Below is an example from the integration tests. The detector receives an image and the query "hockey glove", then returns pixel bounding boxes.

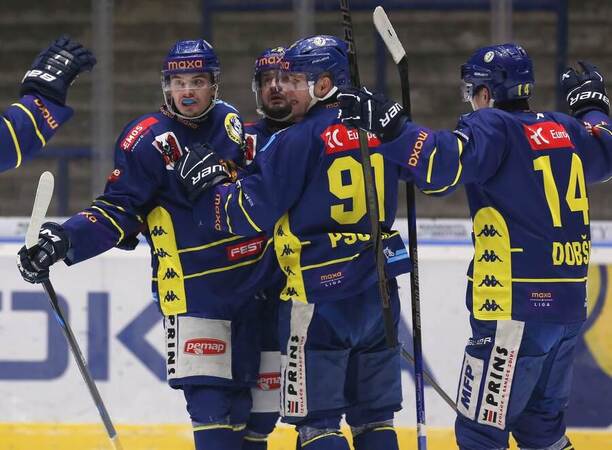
[338,86,407,142]
[561,61,610,116]
[174,143,233,202]
[17,222,70,284]
[20,35,97,106]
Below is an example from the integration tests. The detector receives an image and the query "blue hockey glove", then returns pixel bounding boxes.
[20,35,97,106]
[338,86,407,142]
[17,222,70,284]
[174,143,233,202]
[561,61,610,116]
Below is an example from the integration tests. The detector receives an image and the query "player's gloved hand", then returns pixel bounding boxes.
[17,222,70,284]
[174,143,233,202]
[337,86,407,142]
[561,61,610,116]
[20,35,97,106]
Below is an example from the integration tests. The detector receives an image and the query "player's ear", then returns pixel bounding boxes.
[314,74,334,98]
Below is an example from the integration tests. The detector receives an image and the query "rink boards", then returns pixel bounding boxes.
[0,218,611,449]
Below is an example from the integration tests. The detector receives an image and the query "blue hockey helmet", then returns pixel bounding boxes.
[461,43,534,103]
[281,35,350,88]
[161,39,220,119]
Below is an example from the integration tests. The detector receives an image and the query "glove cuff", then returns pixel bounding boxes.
[20,81,66,106]
[380,114,408,142]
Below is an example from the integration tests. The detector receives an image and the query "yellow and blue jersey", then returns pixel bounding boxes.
[193,101,411,304]
[62,101,275,317]
[382,107,612,323]
[0,95,73,172]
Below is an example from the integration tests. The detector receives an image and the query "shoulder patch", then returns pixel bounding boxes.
[224,112,243,145]
[152,131,183,169]
[121,117,159,151]
[245,133,257,165]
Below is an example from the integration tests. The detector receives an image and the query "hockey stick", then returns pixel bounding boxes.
[26,172,124,450]
[374,6,428,449]
[339,0,397,349]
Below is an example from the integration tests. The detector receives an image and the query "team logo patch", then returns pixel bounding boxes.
[152,131,183,169]
[523,121,574,150]
[224,113,243,145]
[121,117,158,151]
[321,124,381,155]
[107,168,121,183]
[484,51,495,63]
[226,236,266,261]
[477,320,524,429]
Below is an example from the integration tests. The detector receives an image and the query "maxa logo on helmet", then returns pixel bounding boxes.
[226,236,266,261]
[165,58,205,72]
[184,338,226,355]
[321,124,380,155]
[523,121,574,150]
[257,372,281,391]
[256,54,283,68]
[121,117,158,151]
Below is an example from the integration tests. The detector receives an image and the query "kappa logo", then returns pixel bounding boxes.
[478,275,503,288]
[164,290,179,302]
[321,124,380,155]
[523,121,574,150]
[479,299,504,312]
[162,268,179,280]
[284,286,298,297]
[184,338,226,356]
[154,248,171,258]
[121,117,158,151]
[477,225,502,237]
[150,226,167,237]
[281,244,294,256]
[478,250,503,262]
[257,372,281,391]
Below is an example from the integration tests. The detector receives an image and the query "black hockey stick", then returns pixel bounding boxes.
[374,6,429,448]
[26,172,124,450]
[339,0,397,349]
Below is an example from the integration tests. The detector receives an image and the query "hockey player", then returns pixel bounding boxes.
[1,35,95,172]
[17,39,272,450]
[337,44,612,450]
[173,35,412,450]
[243,46,293,450]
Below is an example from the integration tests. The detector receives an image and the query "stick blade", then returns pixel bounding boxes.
[373,6,406,65]
[26,171,55,249]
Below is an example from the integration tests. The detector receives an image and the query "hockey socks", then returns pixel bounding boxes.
[193,426,244,450]
[353,426,399,450]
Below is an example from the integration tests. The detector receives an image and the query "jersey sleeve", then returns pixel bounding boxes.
[0,95,73,172]
[558,111,612,184]
[193,127,313,235]
[63,119,165,264]
[381,110,508,195]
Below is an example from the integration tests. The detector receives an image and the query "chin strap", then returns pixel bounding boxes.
[307,83,338,111]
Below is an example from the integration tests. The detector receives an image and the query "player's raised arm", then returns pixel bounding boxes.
[0,35,95,172]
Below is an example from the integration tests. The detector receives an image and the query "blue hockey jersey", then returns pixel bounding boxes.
[381,107,612,323]
[193,101,412,304]
[62,102,274,316]
[244,118,288,165]
[0,95,73,172]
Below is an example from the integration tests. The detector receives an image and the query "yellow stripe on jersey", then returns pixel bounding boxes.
[422,138,463,194]
[147,206,187,315]
[426,147,437,184]
[2,117,22,168]
[275,213,307,303]
[12,103,46,146]
[95,199,143,223]
[178,235,242,254]
[238,188,262,233]
[225,193,233,234]
[91,206,125,243]
[472,207,512,320]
